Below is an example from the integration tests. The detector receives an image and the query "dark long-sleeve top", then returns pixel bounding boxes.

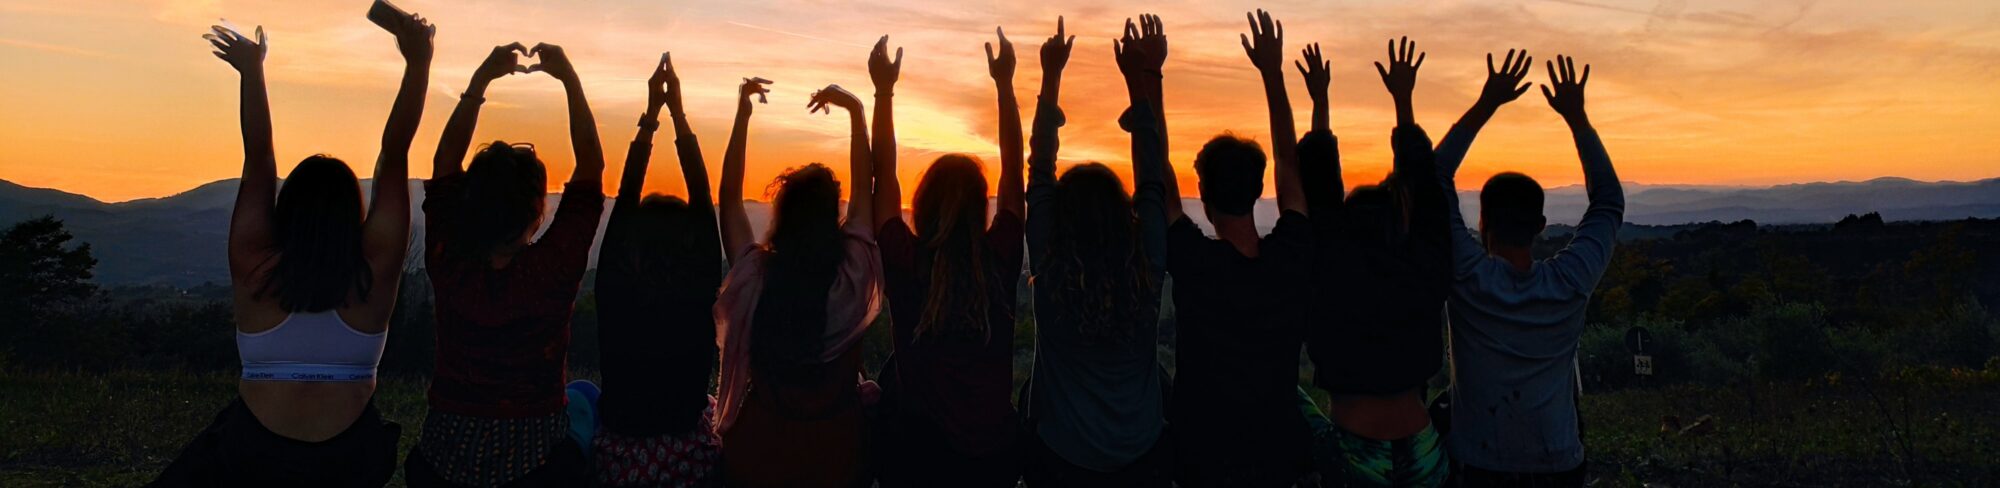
[1165,211,1315,462]
[1024,98,1170,472]
[1437,120,1622,473]
[1308,124,1454,396]
[877,210,1023,457]
[424,175,604,418]
[594,132,722,437]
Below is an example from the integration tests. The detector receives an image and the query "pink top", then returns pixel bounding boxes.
[713,227,884,433]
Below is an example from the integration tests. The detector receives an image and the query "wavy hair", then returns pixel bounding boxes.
[911,154,998,342]
[750,163,846,381]
[1035,163,1156,343]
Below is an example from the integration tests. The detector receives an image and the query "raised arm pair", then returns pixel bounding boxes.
[433,43,604,187]
[868,26,1031,235]
[716,72,875,261]
[214,10,430,322]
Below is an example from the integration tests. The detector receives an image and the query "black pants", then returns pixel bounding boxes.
[403,440,587,488]
[147,398,401,488]
[1447,462,1587,488]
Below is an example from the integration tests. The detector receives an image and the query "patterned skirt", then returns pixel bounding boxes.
[415,410,572,487]
[591,396,722,487]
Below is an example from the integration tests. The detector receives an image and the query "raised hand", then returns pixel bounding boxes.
[205,23,266,74]
[1113,15,1166,80]
[1040,16,1076,77]
[870,36,903,95]
[1239,9,1283,76]
[1134,14,1167,73]
[1375,36,1424,101]
[986,27,1016,83]
[1296,42,1331,105]
[1479,49,1534,108]
[473,43,526,85]
[529,43,579,84]
[647,52,680,113]
[808,84,863,114]
[376,7,434,64]
[1541,54,1590,123]
[739,77,773,105]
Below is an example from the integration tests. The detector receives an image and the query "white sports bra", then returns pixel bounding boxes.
[236,310,386,382]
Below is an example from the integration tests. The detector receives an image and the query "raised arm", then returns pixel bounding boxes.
[361,10,433,309]
[1542,55,1623,290]
[615,53,675,206]
[1294,43,1342,216]
[433,44,523,179]
[719,78,773,261]
[1374,37,1423,129]
[1296,42,1331,134]
[209,24,277,281]
[1118,14,1172,274]
[1438,50,1534,276]
[1241,9,1303,215]
[1025,17,1074,268]
[1121,14,1181,224]
[868,36,903,231]
[530,43,605,187]
[989,27,1026,222]
[1438,49,1533,177]
[808,85,874,236]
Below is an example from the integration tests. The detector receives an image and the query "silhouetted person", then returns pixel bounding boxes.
[712,74,882,487]
[1020,15,1173,488]
[150,10,430,487]
[1307,37,1453,487]
[1435,54,1621,488]
[870,25,1036,488]
[403,42,605,487]
[587,53,725,487]
[1165,10,1316,488]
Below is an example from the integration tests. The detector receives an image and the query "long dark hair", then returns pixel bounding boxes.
[617,195,709,288]
[442,142,548,265]
[259,155,372,312]
[751,164,846,380]
[911,154,996,342]
[1035,163,1156,342]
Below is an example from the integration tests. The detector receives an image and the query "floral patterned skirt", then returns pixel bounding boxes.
[591,396,722,487]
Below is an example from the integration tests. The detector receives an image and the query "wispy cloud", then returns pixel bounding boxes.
[0,38,112,59]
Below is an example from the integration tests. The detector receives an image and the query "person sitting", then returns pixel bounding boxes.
[404,42,606,488]
[1435,53,1621,488]
[150,10,430,487]
[868,27,1027,488]
[1020,15,1173,488]
[1165,10,1316,487]
[712,71,883,487]
[588,52,725,488]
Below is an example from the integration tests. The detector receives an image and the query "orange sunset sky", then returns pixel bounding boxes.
[3,0,1999,203]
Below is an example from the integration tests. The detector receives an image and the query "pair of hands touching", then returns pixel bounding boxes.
[473,42,580,86]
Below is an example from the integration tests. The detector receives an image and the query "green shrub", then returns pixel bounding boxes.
[1755,302,1838,381]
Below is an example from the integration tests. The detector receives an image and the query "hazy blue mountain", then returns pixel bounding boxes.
[2,176,1995,285]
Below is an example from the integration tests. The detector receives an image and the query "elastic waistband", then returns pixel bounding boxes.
[242,363,378,382]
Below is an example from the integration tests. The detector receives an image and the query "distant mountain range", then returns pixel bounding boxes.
[4,176,1997,286]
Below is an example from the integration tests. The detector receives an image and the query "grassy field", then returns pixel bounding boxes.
[4,367,1998,487]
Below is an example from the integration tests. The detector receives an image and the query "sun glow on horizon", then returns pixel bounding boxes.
[3,0,1999,203]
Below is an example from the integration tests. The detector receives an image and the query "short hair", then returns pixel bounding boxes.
[1480,172,1545,247]
[1193,134,1266,216]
